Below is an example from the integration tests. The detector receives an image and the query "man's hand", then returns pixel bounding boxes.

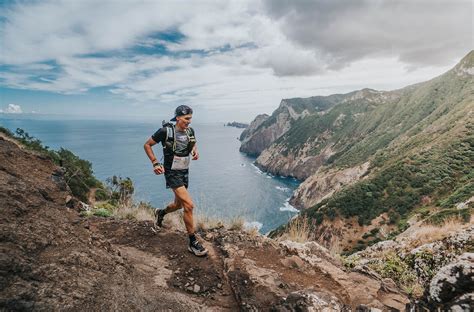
[192,150,199,160]
[153,164,165,175]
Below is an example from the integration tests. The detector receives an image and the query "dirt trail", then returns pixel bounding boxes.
[89,218,240,311]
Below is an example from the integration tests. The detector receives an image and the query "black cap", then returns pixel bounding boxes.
[171,105,193,121]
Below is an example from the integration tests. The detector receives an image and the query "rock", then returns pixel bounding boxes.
[280,255,306,270]
[277,290,344,311]
[289,162,370,209]
[449,293,474,311]
[193,284,201,293]
[429,253,474,307]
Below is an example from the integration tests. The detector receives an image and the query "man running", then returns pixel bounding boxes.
[143,105,208,257]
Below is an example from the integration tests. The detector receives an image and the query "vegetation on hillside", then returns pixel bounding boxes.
[0,126,156,220]
[305,128,473,225]
[265,52,474,251]
[1,127,103,201]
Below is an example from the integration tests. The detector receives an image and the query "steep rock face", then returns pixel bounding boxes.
[239,101,295,156]
[239,113,269,142]
[255,143,335,181]
[289,162,370,209]
[239,95,339,156]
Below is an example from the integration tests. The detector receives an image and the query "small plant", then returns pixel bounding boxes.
[279,216,311,243]
[425,208,471,225]
[341,254,361,270]
[368,252,423,297]
[195,215,225,231]
[95,188,109,201]
[113,201,155,221]
[95,202,116,211]
[93,208,113,218]
[228,217,244,231]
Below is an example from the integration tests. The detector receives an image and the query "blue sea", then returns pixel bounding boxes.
[0,115,299,233]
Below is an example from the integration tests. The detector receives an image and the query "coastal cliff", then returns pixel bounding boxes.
[242,51,474,254]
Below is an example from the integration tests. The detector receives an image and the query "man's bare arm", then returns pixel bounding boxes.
[191,144,199,160]
[144,138,165,174]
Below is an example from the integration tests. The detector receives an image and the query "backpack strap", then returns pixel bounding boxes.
[163,125,196,155]
[186,127,196,152]
[162,124,175,153]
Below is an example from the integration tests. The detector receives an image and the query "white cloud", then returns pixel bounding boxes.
[3,104,23,114]
[0,0,470,121]
[262,0,472,68]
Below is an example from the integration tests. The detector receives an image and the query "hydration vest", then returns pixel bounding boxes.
[161,121,196,156]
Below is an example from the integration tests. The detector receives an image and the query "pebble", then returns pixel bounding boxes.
[193,284,201,293]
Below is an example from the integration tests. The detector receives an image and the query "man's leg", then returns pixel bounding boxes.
[155,197,182,227]
[165,197,183,213]
[172,186,207,256]
[172,186,194,234]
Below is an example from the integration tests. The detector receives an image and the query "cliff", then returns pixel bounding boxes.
[239,94,343,156]
[0,134,414,310]
[242,51,474,251]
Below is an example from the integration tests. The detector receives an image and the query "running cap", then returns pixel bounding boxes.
[171,105,193,121]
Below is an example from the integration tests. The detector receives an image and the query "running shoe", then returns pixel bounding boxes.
[154,209,165,227]
[188,240,208,257]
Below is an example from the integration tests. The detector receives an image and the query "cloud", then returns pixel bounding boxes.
[2,104,23,114]
[262,0,473,68]
[0,0,470,121]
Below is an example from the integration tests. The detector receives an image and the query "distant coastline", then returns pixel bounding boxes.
[225,121,249,129]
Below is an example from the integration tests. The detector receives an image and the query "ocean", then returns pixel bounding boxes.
[0,116,299,233]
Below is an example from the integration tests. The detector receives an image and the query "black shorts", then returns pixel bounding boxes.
[164,169,189,189]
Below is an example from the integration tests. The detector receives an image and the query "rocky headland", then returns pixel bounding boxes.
[226,122,249,129]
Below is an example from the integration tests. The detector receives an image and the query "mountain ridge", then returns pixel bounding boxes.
[241,50,473,252]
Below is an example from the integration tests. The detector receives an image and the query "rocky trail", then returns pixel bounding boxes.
[1,135,414,311]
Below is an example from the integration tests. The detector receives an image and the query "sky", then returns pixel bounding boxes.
[0,0,472,122]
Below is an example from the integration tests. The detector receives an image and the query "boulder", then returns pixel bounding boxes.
[429,253,474,308]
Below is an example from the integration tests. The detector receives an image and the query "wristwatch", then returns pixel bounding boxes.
[153,162,162,167]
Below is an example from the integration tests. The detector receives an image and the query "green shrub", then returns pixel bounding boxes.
[58,148,102,202]
[0,126,13,136]
[305,132,473,227]
[438,180,474,208]
[95,202,116,211]
[425,208,471,225]
[93,208,113,218]
[106,176,135,205]
[95,188,109,201]
[369,253,419,295]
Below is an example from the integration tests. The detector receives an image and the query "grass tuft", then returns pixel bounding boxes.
[277,216,311,243]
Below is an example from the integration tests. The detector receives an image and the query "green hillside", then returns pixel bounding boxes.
[269,51,473,243]
[275,52,473,168]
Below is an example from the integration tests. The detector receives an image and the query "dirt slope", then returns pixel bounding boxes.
[0,136,409,311]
